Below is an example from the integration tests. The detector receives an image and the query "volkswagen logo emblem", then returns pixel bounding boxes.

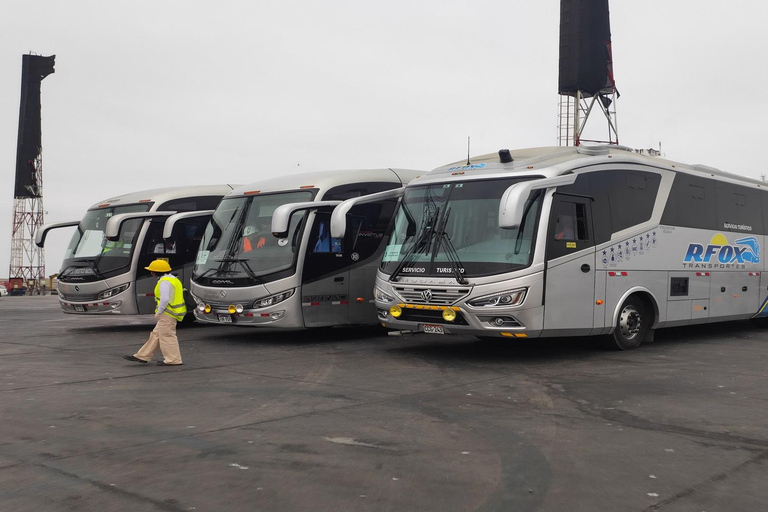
[421,289,433,302]
[219,290,227,298]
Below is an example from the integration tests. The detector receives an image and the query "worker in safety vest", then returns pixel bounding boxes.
[123,259,186,366]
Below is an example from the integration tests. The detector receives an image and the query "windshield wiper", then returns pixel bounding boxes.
[213,257,261,283]
[66,258,104,279]
[389,207,441,282]
[433,208,468,285]
[195,266,237,280]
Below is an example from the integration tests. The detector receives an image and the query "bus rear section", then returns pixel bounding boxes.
[370,146,768,349]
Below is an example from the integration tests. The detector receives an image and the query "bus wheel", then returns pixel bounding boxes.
[605,296,647,350]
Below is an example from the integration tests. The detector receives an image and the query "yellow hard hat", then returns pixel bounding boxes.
[145,259,171,273]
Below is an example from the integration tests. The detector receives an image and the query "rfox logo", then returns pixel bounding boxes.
[683,234,760,264]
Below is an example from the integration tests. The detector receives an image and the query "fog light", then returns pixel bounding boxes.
[442,309,457,322]
[197,303,205,312]
[228,305,237,314]
[235,304,244,314]
[204,304,212,314]
[390,305,402,318]
[493,317,505,326]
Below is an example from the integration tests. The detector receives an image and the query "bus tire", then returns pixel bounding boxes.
[605,296,647,350]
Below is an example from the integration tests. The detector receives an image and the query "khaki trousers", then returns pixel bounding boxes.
[135,313,183,364]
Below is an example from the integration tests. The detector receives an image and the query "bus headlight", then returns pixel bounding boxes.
[97,283,130,300]
[374,287,395,303]
[467,288,527,308]
[253,289,294,309]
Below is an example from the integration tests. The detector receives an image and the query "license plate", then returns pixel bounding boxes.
[422,324,444,334]
[217,314,232,323]
[74,305,86,312]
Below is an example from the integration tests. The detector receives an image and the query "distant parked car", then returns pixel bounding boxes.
[0,285,8,297]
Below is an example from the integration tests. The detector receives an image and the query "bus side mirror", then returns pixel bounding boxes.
[498,175,577,229]
[34,221,80,248]
[271,201,342,238]
[330,187,406,238]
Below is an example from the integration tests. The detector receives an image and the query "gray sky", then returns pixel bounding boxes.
[2,0,767,277]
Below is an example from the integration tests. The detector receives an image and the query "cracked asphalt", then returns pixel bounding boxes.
[1,295,767,511]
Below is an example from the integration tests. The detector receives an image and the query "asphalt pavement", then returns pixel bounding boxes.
[1,295,766,512]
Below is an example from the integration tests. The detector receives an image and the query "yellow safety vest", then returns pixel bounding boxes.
[154,275,187,321]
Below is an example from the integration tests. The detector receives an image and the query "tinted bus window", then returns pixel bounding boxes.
[661,174,718,230]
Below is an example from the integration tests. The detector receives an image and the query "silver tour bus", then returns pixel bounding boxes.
[189,168,421,328]
[331,146,768,349]
[35,185,236,318]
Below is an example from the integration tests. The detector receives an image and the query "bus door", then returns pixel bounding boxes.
[137,218,208,313]
[543,194,596,335]
[345,200,397,325]
[301,211,351,327]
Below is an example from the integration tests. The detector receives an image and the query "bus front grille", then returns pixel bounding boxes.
[392,286,471,305]
[58,293,101,302]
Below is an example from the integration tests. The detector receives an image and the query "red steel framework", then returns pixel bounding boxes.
[9,153,45,292]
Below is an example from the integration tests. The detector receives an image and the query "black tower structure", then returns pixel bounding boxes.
[9,54,55,293]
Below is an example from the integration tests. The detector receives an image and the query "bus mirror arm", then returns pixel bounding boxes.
[162,210,215,239]
[271,201,342,236]
[104,212,177,240]
[34,221,80,248]
[499,175,577,229]
[330,187,406,238]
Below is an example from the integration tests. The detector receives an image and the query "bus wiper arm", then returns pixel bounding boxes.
[433,208,468,285]
[69,258,104,279]
[389,208,440,282]
[213,258,261,283]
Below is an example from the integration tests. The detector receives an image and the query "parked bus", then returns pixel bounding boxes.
[35,185,236,318]
[188,168,421,328]
[331,146,768,349]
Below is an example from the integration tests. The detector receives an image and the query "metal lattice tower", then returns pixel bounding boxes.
[9,154,45,290]
[558,89,619,147]
[9,54,55,293]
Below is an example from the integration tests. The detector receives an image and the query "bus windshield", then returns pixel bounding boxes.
[194,191,314,283]
[60,204,151,279]
[381,177,542,279]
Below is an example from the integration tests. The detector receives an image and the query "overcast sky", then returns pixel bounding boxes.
[2,0,767,277]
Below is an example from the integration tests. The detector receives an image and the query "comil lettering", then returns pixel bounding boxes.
[683,234,760,265]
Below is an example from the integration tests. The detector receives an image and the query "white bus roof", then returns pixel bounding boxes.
[412,146,765,189]
[88,185,239,210]
[227,168,422,198]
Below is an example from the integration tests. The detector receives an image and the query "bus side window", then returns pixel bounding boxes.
[554,201,589,241]
[312,221,342,254]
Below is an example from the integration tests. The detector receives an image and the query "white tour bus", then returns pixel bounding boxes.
[36,185,236,318]
[189,168,421,328]
[330,146,768,349]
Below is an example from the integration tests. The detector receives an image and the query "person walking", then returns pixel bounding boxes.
[123,259,186,366]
